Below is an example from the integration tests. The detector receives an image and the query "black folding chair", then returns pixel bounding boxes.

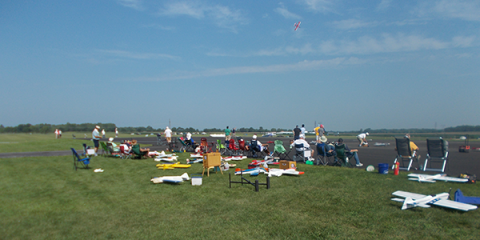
[423,138,448,172]
[393,138,417,171]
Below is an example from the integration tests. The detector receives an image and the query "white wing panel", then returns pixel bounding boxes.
[433,199,478,211]
[392,191,427,200]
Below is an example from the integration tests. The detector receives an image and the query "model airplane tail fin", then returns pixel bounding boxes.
[181,173,190,181]
[402,197,415,210]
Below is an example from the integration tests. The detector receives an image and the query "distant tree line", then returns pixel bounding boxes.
[0,123,478,134]
[0,123,288,134]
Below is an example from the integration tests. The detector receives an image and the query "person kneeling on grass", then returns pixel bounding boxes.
[131,140,150,158]
[335,138,363,167]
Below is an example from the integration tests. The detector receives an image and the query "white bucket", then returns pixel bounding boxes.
[191,176,202,186]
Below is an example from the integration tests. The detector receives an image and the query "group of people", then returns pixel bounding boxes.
[289,123,363,167]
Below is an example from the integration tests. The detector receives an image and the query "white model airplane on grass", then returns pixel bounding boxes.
[268,168,304,177]
[154,155,179,162]
[150,173,190,184]
[222,156,247,161]
[407,173,468,183]
[391,190,477,211]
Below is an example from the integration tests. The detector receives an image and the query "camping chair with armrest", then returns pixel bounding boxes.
[119,145,133,159]
[238,139,246,156]
[334,143,352,167]
[293,143,309,162]
[100,142,112,157]
[200,138,212,153]
[316,143,337,166]
[423,138,448,172]
[225,139,240,156]
[250,140,265,158]
[216,139,226,155]
[393,137,417,171]
[131,145,148,159]
[178,138,188,152]
[71,148,90,171]
[273,140,288,160]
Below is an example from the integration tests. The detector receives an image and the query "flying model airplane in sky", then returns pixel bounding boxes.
[407,173,468,183]
[391,190,477,211]
[294,21,301,31]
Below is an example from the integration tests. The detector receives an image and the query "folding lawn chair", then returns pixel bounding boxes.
[423,138,448,172]
[238,139,246,156]
[71,148,90,171]
[316,143,337,166]
[292,143,312,163]
[119,145,133,159]
[216,139,226,155]
[273,140,288,160]
[225,139,240,156]
[393,138,417,171]
[178,138,189,152]
[100,142,112,157]
[249,140,264,158]
[334,143,352,167]
[200,138,212,153]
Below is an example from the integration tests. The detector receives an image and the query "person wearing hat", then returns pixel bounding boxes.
[92,125,102,156]
[250,135,269,157]
[335,138,363,167]
[108,137,120,153]
[316,135,337,164]
[356,132,369,147]
[314,124,326,142]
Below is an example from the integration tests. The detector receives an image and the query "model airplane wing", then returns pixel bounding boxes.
[392,191,427,200]
[434,176,468,183]
[432,199,477,211]
[407,173,468,183]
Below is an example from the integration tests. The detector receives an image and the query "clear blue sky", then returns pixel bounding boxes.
[1,0,479,131]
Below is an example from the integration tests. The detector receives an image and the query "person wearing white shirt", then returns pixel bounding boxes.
[356,132,369,147]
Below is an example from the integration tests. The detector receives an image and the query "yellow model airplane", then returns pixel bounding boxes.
[156,162,192,170]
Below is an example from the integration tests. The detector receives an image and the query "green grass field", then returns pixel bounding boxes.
[1,134,479,239]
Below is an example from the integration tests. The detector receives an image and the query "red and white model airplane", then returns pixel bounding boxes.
[294,21,301,31]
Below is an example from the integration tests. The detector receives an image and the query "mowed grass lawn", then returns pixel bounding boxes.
[0,134,479,239]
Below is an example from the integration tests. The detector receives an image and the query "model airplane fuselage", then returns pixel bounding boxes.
[151,173,190,184]
[391,190,477,211]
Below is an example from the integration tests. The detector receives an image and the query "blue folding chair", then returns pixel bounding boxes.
[72,148,90,171]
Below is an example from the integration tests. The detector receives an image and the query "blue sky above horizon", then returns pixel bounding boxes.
[1,0,479,131]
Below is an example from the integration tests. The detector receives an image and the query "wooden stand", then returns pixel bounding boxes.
[202,152,223,176]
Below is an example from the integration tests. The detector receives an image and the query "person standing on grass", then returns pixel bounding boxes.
[58,129,62,138]
[232,127,236,139]
[102,129,106,138]
[92,125,101,156]
[115,127,119,137]
[55,129,59,139]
